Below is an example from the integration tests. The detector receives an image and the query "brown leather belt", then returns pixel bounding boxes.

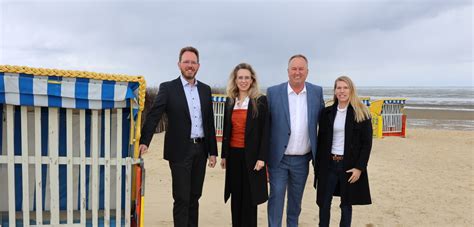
[331,154,343,161]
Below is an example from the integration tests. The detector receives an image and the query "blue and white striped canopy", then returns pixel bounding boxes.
[212,95,227,102]
[383,99,405,104]
[0,72,140,110]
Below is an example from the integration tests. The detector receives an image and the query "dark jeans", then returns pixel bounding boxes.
[319,159,352,227]
[229,148,257,227]
[169,142,207,227]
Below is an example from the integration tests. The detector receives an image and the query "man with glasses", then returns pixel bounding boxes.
[140,46,218,227]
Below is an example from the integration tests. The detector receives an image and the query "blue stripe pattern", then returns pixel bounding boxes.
[0,73,140,110]
[19,73,34,106]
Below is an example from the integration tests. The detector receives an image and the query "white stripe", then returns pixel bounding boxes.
[114,82,128,101]
[61,77,76,108]
[88,79,103,100]
[4,73,20,105]
[33,76,49,107]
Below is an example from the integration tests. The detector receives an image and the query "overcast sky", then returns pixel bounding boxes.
[1,0,472,88]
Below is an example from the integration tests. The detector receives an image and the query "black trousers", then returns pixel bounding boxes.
[319,159,352,227]
[228,148,257,227]
[169,142,207,227]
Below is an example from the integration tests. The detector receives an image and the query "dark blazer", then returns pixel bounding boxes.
[315,103,373,206]
[221,96,269,205]
[140,77,218,161]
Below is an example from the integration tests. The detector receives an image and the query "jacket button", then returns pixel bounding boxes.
[288,132,291,135]
[284,145,287,148]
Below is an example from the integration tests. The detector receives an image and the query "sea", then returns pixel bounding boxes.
[322,86,474,131]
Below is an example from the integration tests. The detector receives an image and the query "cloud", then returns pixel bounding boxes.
[1,0,472,87]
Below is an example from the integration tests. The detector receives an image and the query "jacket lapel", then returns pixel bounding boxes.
[197,80,208,120]
[344,105,355,153]
[174,77,191,122]
[280,83,291,128]
[306,83,314,128]
[245,98,255,138]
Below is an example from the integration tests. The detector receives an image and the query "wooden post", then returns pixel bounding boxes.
[21,107,30,226]
[91,110,99,227]
[34,107,43,225]
[6,105,16,227]
[116,109,123,226]
[104,109,111,227]
[48,107,60,225]
[79,109,86,224]
[66,109,74,224]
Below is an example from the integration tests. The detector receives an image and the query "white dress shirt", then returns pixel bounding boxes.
[180,76,204,138]
[285,83,311,155]
[331,105,347,155]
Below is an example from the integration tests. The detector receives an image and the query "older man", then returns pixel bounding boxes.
[267,54,324,227]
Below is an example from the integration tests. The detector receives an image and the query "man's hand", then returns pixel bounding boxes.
[346,168,362,183]
[208,155,217,168]
[254,160,265,171]
[220,158,226,169]
[139,144,149,155]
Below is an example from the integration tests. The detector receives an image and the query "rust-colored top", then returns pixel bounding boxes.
[230,109,247,148]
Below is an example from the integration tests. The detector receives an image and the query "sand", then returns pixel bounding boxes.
[142,128,474,226]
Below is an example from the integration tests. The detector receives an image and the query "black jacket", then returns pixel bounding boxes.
[221,96,269,205]
[140,77,218,161]
[315,103,372,206]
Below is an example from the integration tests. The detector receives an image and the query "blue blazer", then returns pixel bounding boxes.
[266,82,324,167]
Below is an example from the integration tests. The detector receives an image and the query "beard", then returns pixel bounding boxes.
[180,67,198,81]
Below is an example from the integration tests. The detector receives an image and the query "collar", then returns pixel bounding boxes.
[180,75,198,87]
[287,82,307,95]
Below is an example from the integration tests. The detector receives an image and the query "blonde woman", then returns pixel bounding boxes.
[220,63,269,227]
[315,76,373,227]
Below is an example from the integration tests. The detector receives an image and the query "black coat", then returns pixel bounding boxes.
[315,103,372,206]
[221,96,269,205]
[140,77,218,161]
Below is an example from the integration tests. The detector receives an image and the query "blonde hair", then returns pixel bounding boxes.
[333,76,371,122]
[226,63,261,117]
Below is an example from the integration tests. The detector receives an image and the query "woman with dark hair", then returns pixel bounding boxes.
[315,76,373,227]
[220,63,269,227]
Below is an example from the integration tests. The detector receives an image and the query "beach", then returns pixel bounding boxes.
[142,127,474,226]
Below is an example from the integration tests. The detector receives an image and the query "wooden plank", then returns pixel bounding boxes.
[116,109,123,225]
[6,105,16,227]
[91,110,99,227]
[34,107,43,225]
[21,106,30,227]
[104,109,111,227]
[125,158,132,227]
[79,109,86,224]
[66,109,74,224]
[48,108,60,225]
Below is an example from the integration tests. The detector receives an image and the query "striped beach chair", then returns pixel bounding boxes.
[0,65,146,226]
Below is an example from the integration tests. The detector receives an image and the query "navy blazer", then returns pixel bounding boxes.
[266,82,324,167]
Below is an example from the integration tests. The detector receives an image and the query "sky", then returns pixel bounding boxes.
[0,0,472,88]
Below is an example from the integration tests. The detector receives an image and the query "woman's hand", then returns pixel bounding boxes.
[346,168,361,183]
[254,160,265,171]
[220,158,226,169]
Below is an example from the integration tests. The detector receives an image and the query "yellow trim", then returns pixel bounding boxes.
[0,65,146,111]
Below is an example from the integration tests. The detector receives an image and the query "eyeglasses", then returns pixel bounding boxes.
[181,60,199,65]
